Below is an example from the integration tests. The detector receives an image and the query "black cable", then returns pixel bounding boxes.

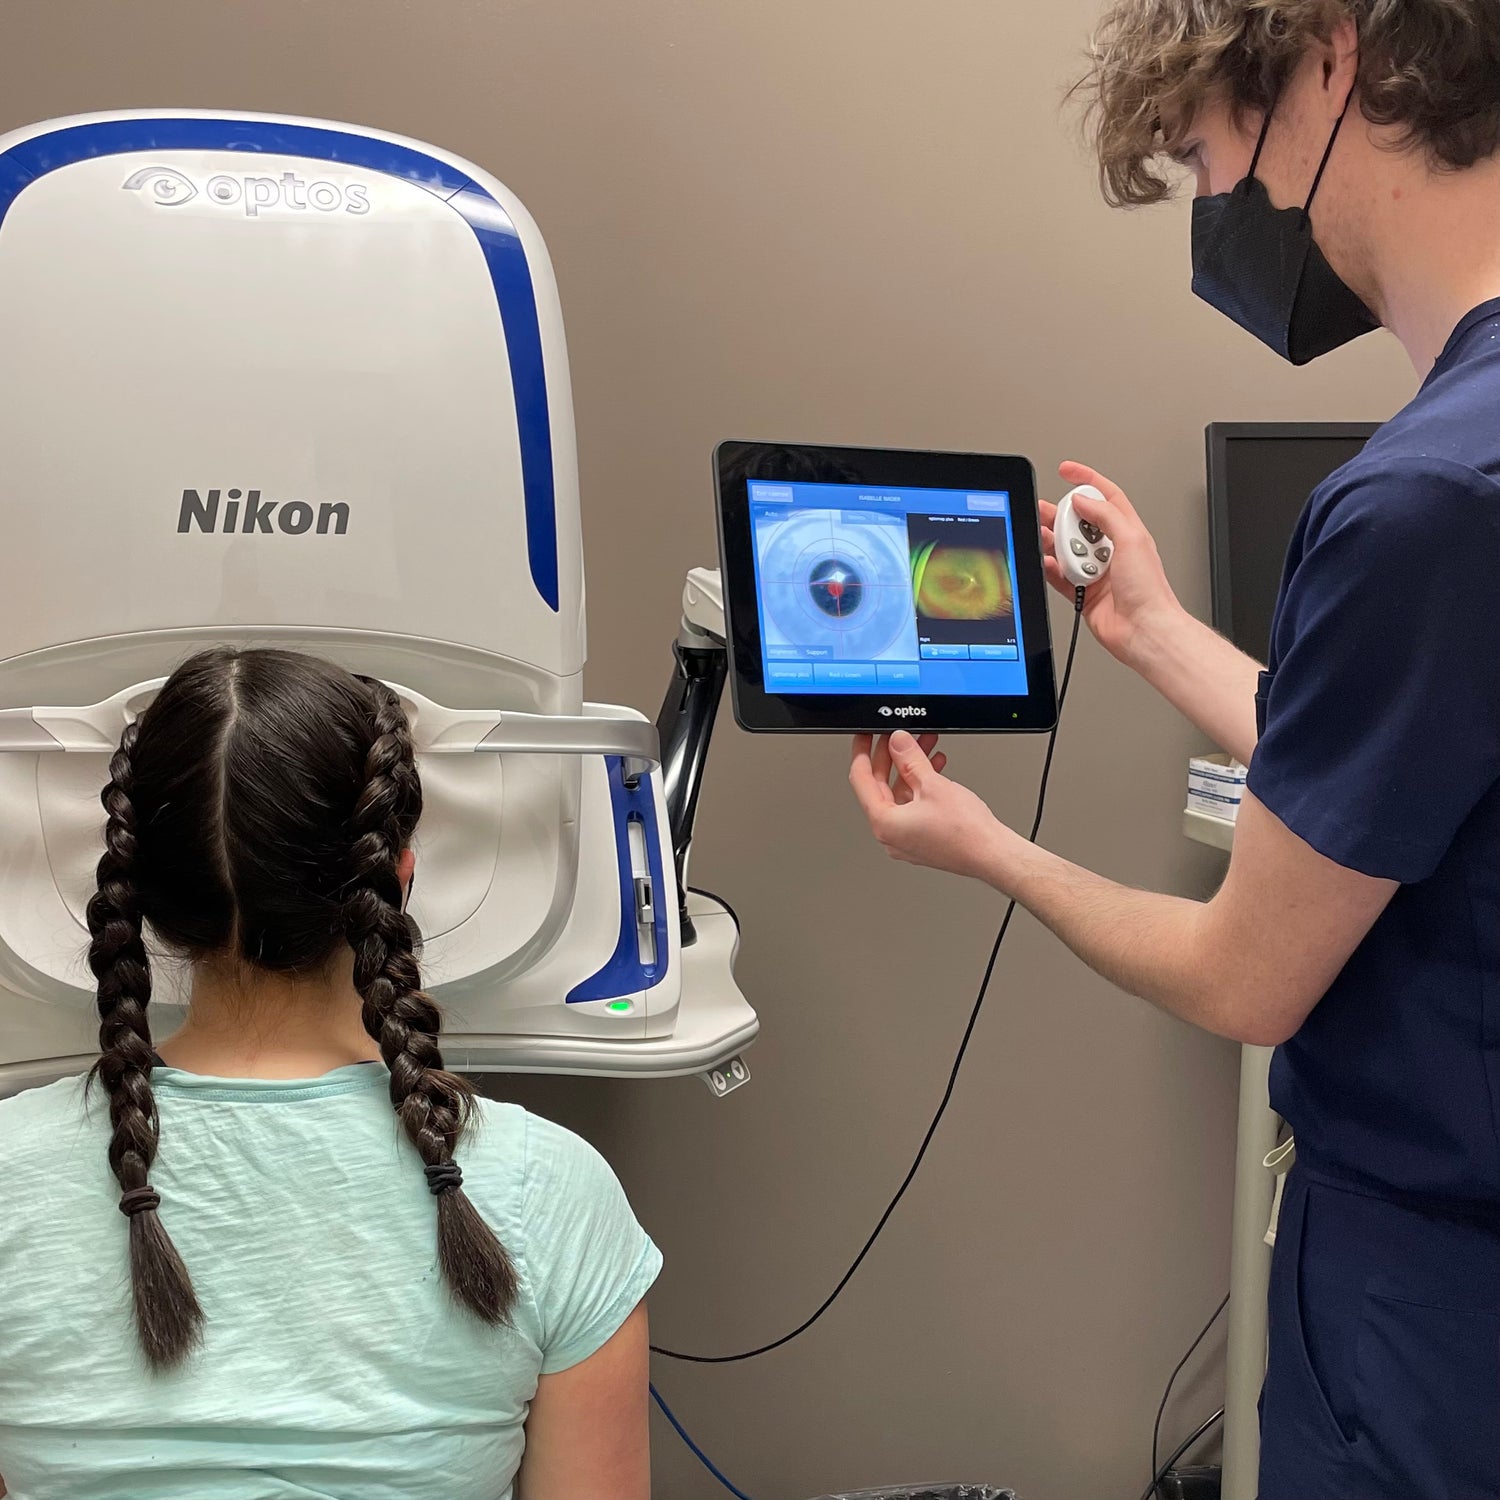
[650,1382,756,1500]
[688,886,741,934]
[1138,1407,1225,1500]
[652,593,1087,1364]
[1150,1293,1230,1496]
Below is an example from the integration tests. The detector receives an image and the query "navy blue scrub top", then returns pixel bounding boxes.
[1248,298,1500,1210]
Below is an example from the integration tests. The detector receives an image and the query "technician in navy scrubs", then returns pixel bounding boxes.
[850,5,1500,1497]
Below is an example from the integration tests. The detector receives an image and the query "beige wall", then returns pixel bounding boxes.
[0,3,1415,1495]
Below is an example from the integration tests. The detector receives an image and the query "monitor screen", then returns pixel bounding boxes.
[748,479,1027,699]
[1206,423,1381,659]
[716,441,1055,734]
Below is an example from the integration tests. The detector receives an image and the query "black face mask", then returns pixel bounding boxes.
[1191,90,1380,365]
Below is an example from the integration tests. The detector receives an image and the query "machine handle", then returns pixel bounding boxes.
[463,713,659,786]
[0,701,660,786]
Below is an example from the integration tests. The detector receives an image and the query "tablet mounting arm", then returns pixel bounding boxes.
[654,567,730,946]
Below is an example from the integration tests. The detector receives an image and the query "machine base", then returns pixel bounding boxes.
[443,892,756,1079]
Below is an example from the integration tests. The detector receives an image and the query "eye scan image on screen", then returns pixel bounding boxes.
[749,480,1027,698]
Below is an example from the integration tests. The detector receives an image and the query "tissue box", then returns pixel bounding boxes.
[1188,753,1247,822]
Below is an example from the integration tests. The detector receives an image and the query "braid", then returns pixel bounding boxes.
[87,723,204,1369]
[343,680,518,1324]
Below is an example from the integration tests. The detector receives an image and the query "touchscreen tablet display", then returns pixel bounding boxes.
[750,478,1026,699]
[717,443,1056,733]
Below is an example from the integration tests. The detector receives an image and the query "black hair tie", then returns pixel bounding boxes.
[119,1186,161,1218]
[424,1161,464,1197]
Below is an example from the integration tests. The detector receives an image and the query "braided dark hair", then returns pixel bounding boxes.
[87,723,205,1368]
[343,677,518,1323]
[87,649,516,1369]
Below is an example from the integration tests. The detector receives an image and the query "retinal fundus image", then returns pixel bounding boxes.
[753,508,922,662]
[910,526,1014,623]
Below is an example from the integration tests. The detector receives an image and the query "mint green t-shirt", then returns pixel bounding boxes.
[0,1065,661,1500]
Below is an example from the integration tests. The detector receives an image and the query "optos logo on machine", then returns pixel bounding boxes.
[879,705,927,719]
[123,166,371,217]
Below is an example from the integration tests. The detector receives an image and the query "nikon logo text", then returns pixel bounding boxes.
[177,489,350,536]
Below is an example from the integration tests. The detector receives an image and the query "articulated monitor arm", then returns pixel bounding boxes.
[655,568,729,946]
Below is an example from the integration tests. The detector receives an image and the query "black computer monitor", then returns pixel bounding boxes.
[1205,422,1382,660]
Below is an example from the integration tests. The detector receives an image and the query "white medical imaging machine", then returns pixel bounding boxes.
[0,110,756,1097]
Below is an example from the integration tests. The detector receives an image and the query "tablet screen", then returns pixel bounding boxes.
[749,479,1026,699]
[716,441,1055,734]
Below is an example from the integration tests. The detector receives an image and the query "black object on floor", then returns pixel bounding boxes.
[808,1487,1018,1500]
[1156,1466,1222,1500]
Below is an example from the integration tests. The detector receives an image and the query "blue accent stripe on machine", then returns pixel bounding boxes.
[566,758,671,1005]
[0,118,473,195]
[0,116,560,611]
[446,185,559,613]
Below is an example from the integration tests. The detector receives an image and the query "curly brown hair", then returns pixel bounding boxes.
[1074,0,1500,207]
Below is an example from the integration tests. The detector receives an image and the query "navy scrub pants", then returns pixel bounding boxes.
[1260,1169,1500,1499]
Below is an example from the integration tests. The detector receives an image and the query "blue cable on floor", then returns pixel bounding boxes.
[649,1381,756,1500]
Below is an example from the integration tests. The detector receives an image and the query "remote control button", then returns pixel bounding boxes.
[1082,563,1100,577]
[1095,546,1112,562]
[1080,520,1103,544]
[1070,539,1089,557]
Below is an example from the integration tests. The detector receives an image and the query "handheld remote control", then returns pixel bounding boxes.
[1054,484,1114,588]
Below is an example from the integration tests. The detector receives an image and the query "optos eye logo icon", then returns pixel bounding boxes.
[122,167,199,206]
[878,706,894,717]
[120,164,372,217]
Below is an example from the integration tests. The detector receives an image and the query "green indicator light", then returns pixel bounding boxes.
[608,1001,632,1013]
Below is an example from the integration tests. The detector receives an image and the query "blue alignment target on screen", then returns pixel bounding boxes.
[748,480,1029,697]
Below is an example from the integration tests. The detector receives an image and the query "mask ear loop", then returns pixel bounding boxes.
[1247,100,1277,182]
[1301,85,1358,223]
